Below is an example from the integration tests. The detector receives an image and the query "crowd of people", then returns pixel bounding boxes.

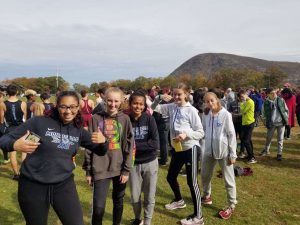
[0,82,299,225]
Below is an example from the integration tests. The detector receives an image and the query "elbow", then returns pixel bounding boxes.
[95,142,108,156]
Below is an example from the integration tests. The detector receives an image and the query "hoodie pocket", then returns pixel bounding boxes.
[219,138,229,158]
[108,151,123,172]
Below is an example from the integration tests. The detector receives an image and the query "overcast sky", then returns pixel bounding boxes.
[0,0,299,86]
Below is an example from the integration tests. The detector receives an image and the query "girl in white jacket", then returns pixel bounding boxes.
[152,83,204,225]
[201,92,237,220]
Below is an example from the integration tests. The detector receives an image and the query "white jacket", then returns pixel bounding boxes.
[152,100,204,151]
[203,107,237,159]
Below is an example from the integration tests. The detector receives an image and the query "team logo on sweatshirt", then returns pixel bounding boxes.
[45,131,79,150]
[133,126,148,140]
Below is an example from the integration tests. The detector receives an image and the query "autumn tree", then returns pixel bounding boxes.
[89,82,100,93]
[3,76,69,93]
[98,81,110,90]
[129,76,150,90]
[263,66,288,88]
[159,76,177,88]
[73,83,89,93]
[178,74,192,86]
[110,79,131,90]
[191,74,208,89]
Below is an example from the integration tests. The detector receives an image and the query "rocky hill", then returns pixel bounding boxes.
[170,53,300,84]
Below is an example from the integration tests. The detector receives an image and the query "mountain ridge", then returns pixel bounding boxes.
[170,53,300,84]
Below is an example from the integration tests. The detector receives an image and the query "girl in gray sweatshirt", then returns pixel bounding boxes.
[201,92,237,220]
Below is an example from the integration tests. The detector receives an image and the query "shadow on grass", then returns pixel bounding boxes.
[0,205,23,225]
[155,183,177,202]
[237,154,300,170]
[256,156,300,169]
[0,192,24,225]
[0,166,13,179]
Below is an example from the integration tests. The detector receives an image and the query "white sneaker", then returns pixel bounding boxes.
[165,199,186,210]
[181,215,204,225]
[247,158,257,164]
[259,150,270,156]
[238,152,246,159]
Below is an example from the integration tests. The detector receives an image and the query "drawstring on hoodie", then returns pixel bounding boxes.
[59,123,71,142]
[47,185,54,205]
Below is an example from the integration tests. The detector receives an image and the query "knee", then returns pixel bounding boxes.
[112,194,125,206]
[166,174,175,184]
[186,176,196,188]
[93,206,105,218]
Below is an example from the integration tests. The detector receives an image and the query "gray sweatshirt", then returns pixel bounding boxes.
[202,107,237,160]
[152,100,204,151]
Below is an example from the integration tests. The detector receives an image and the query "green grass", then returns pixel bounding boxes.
[1,126,300,225]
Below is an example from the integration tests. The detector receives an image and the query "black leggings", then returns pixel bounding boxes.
[241,123,255,160]
[1,149,8,160]
[297,111,300,126]
[167,146,202,218]
[18,175,84,225]
[92,176,127,225]
[285,125,291,138]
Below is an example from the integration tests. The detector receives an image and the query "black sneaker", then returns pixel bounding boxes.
[12,174,20,181]
[131,219,144,225]
[276,154,282,161]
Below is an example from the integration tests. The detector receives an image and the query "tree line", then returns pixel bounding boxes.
[0,66,288,94]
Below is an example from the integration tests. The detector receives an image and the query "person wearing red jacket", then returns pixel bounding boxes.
[281,87,296,139]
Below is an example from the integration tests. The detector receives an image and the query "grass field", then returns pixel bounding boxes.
[1,126,300,225]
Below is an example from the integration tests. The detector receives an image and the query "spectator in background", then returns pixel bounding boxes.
[0,91,10,164]
[95,88,104,105]
[152,87,172,166]
[40,92,54,112]
[249,87,263,127]
[281,87,296,139]
[31,92,54,116]
[148,86,160,101]
[187,86,194,104]
[32,103,45,116]
[93,88,107,114]
[80,89,94,130]
[296,86,300,126]
[260,88,288,161]
[0,84,27,180]
[192,88,206,119]
[225,88,236,109]
[24,89,37,120]
[238,90,256,164]
[228,94,243,158]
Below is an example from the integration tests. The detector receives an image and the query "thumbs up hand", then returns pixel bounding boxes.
[91,128,106,144]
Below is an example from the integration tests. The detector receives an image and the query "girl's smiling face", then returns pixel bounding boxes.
[105,92,122,116]
[173,88,188,106]
[130,96,145,119]
[57,96,80,124]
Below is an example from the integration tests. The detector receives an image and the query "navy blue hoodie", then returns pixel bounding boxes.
[129,112,159,164]
[0,116,107,184]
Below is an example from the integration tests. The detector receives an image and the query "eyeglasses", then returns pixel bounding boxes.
[58,105,79,112]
